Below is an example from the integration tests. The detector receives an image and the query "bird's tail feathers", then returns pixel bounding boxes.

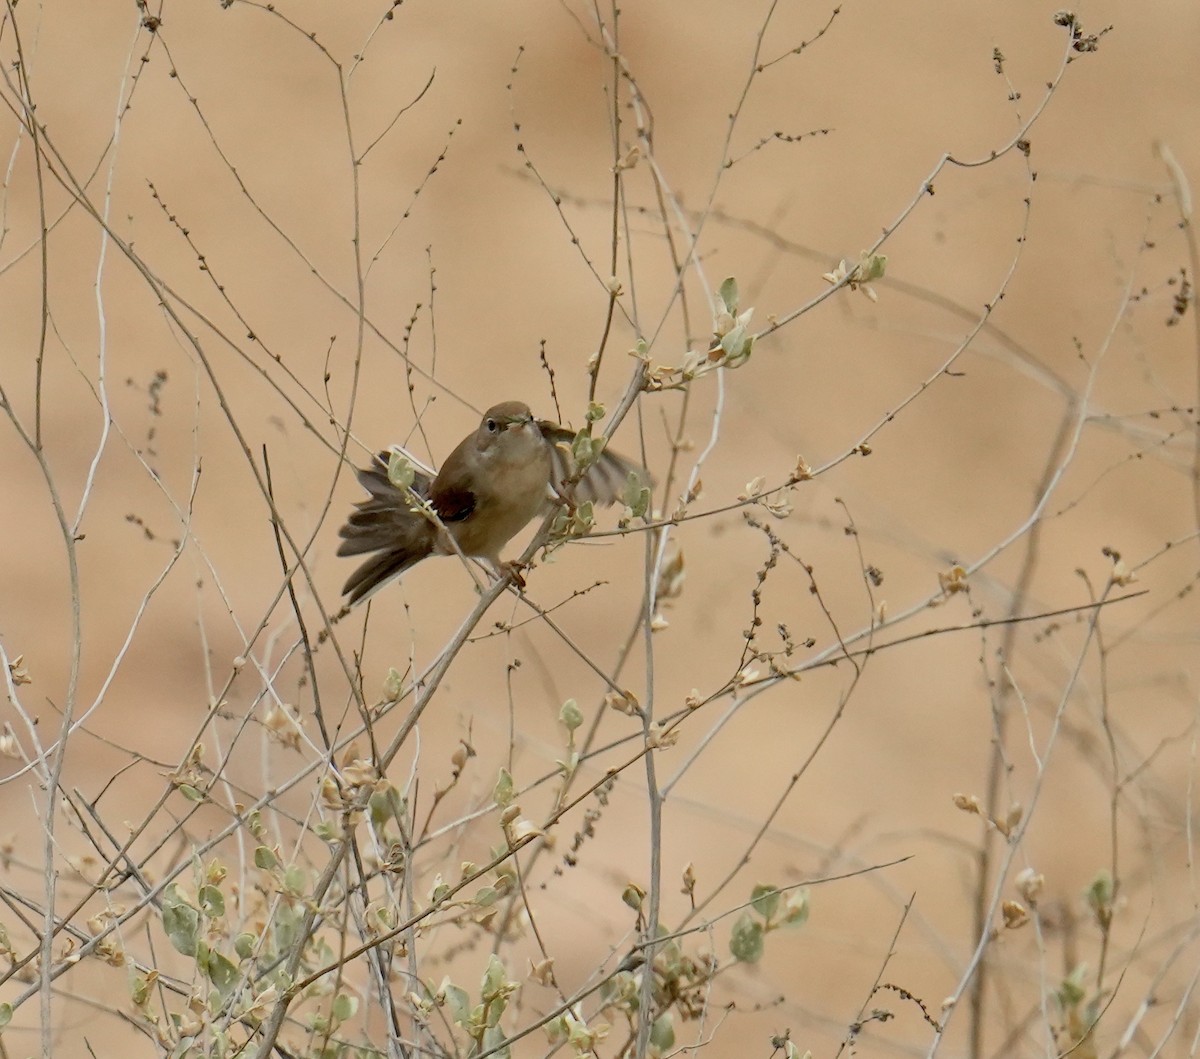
[337,451,437,603]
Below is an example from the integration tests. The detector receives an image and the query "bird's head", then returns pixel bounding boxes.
[475,401,538,458]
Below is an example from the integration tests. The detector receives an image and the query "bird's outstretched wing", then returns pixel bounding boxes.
[538,420,650,506]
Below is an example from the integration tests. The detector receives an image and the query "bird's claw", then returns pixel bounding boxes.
[500,560,527,589]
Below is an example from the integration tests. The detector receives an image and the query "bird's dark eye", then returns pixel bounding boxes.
[485,418,499,433]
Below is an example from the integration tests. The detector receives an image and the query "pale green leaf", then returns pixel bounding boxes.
[382,667,404,702]
[198,884,225,919]
[750,883,782,922]
[283,865,306,896]
[162,883,199,957]
[481,953,507,999]
[730,911,764,963]
[387,451,415,491]
[650,1012,675,1051]
[234,932,257,960]
[443,981,471,1026]
[494,767,514,808]
[559,698,583,732]
[623,473,651,518]
[332,993,358,1022]
[203,947,239,999]
[718,276,739,314]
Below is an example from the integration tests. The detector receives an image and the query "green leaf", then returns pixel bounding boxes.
[442,981,471,1026]
[494,768,514,808]
[750,883,782,922]
[586,401,606,422]
[482,1023,510,1058]
[481,953,508,999]
[272,902,302,951]
[198,884,225,919]
[382,667,404,702]
[387,451,415,491]
[720,323,745,358]
[162,883,200,957]
[621,882,645,912]
[254,846,278,871]
[203,947,240,999]
[1085,869,1114,913]
[0,1003,9,1029]
[130,974,152,1008]
[283,865,306,897]
[725,332,754,369]
[559,698,583,732]
[331,993,358,1023]
[573,500,595,533]
[730,911,764,963]
[859,251,887,281]
[369,789,396,829]
[179,783,205,803]
[571,429,591,465]
[234,932,257,960]
[571,430,605,471]
[622,473,651,519]
[718,276,739,314]
[473,886,498,908]
[1057,962,1088,1007]
[600,970,638,1008]
[556,750,579,781]
[650,1012,676,1051]
[566,1014,595,1048]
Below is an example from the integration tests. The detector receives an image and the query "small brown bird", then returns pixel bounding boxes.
[337,401,644,603]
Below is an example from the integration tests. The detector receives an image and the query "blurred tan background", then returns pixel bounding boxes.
[2,0,1199,1055]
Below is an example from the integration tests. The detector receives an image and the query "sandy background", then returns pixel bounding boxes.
[2,1,1199,1056]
